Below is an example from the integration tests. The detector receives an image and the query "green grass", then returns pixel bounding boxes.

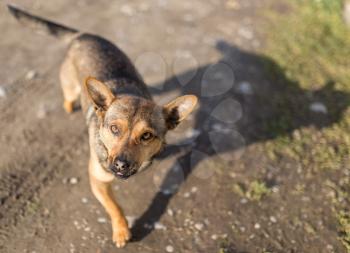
[262,0,350,171]
[232,180,270,201]
[262,0,350,249]
[338,211,350,251]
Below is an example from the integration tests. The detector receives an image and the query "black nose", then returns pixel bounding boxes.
[114,157,130,171]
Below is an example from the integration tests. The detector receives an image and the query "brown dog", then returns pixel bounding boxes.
[8,5,197,248]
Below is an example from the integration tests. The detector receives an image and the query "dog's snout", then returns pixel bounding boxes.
[114,157,130,171]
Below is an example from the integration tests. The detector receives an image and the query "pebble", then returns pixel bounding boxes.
[97,217,107,223]
[270,216,277,223]
[254,223,261,229]
[154,222,167,230]
[309,102,328,114]
[81,197,88,204]
[194,223,204,231]
[167,208,174,216]
[166,245,174,253]
[184,192,191,198]
[69,177,79,185]
[211,234,218,240]
[191,186,198,193]
[240,198,248,204]
[0,86,6,98]
[25,70,38,80]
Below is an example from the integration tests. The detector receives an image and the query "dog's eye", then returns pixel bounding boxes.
[141,132,154,142]
[110,125,119,135]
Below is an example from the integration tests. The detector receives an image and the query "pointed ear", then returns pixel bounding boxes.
[84,77,115,112]
[163,95,198,130]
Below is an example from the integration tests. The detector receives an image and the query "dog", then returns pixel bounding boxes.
[8,5,198,248]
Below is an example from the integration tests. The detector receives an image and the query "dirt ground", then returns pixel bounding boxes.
[0,0,348,252]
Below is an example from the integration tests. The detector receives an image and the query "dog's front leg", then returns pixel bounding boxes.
[89,159,131,248]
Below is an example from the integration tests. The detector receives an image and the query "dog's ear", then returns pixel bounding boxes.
[163,95,198,130]
[85,77,115,114]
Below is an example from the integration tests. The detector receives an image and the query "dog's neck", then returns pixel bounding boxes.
[89,112,109,170]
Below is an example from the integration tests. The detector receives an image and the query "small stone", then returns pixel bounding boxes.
[154,222,167,230]
[166,245,174,253]
[254,223,261,229]
[191,186,198,193]
[25,70,38,80]
[270,216,277,223]
[0,86,6,98]
[81,197,88,204]
[309,102,328,114]
[97,217,107,223]
[43,208,50,216]
[167,208,174,216]
[271,186,279,193]
[69,177,79,185]
[211,234,218,240]
[194,223,204,231]
[240,198,248,204]
[184,192,191,198]
[326,244,334,250]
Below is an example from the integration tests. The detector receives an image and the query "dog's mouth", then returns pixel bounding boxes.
[109,167,138,180]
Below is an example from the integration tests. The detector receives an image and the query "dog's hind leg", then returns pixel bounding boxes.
[59,58,81,113]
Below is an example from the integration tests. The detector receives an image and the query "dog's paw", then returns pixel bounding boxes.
[63,100,74,114]
[112,220,131,248]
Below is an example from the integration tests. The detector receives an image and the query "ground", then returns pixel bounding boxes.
[0,0,350,252]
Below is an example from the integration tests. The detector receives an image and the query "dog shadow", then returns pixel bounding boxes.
[131,40,350,241]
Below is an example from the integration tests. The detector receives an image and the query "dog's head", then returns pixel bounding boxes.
[85,77,197,179]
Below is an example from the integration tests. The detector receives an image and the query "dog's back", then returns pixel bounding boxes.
[8,5,152,113]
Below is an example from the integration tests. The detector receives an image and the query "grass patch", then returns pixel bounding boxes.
[338,211,350,251]
[232,180,271,201]
[261,0,350,171]
[262,0,350,249]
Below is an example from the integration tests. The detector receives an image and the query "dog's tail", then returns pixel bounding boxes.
[7,5,79,43]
